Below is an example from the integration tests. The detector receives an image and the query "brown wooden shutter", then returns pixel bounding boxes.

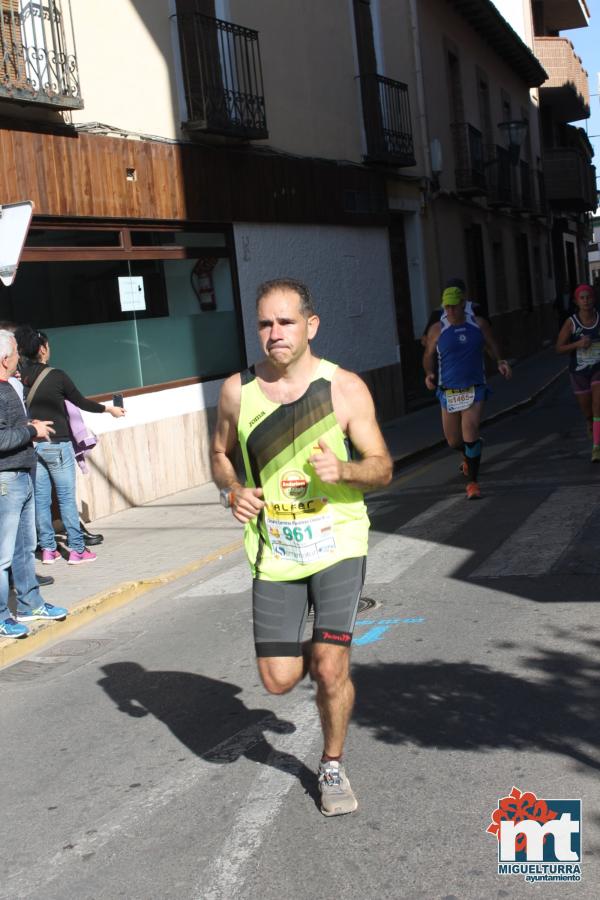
[1,0,28,89]
[175,0,227,127]
[352,0,383,157]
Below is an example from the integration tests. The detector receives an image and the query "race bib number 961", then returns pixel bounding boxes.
[265,502,336,564]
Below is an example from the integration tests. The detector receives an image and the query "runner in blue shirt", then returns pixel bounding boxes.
[423,286,512,499]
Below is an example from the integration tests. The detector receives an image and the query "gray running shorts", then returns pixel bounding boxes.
[253,556,366,657]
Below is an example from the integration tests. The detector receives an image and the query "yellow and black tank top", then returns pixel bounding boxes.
[238,358,370,581]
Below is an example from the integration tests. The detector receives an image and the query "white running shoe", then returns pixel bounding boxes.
[318,760,358,817]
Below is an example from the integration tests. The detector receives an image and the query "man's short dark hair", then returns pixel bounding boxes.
[256,278,316,317]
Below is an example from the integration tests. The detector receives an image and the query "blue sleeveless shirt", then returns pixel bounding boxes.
[437,307,485,389]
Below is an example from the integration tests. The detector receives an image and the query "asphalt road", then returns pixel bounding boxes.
[1,377,599,900]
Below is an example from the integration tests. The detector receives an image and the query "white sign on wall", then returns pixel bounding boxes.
[0,200,34,287]
[118,276,146,312]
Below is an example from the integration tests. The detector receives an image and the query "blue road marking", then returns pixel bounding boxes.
[354,626,390,646]
[354,616,425,646]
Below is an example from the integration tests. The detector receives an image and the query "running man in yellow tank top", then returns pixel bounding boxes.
[211,278,392,816]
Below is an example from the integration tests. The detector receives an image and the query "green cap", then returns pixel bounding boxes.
[442,286,464,306]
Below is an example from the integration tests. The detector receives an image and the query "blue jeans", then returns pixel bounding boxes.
[0,471,44,620]
[35,441,85,554]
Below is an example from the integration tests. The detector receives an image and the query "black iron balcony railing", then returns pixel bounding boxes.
[361,74,415,166]
[519,160,533,210]
[451,123,485,194]
[175,12,268,140]
[485,144,512,206]
[0,0,82,108]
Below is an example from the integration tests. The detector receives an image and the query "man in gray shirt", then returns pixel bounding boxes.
[0,329,68,638]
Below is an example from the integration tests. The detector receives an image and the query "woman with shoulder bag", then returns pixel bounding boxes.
[15,326,125,565]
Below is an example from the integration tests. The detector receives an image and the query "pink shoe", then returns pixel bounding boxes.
[67,549,97,565]
[42,549,61,565]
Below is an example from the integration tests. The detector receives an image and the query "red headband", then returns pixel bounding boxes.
[574,284,593,300]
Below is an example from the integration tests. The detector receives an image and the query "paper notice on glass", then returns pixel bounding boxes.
[118,276,146,312]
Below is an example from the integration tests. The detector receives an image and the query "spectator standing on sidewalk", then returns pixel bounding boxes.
[211,277,392,816]
[0,320,25,405]
[0,321,54,587]
[0,329,68,638]
[15,326,125,566]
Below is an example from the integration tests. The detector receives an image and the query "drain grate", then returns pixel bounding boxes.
[357,596,376,614]
[307,595,377,620]
[39,639,113,658]
[0,659,66,682]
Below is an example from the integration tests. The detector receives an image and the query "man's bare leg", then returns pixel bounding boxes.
[258,643,353,750]
[309,643,354,756]
[310,643,358,815]
[257,642,357,815]
[257,655,305,695]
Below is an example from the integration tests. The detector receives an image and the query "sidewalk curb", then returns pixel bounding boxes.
[391,364,567,473]
[0,538,243,670]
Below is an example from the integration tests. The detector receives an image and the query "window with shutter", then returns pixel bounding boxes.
[0,0,28,90]
[0,1,81,108]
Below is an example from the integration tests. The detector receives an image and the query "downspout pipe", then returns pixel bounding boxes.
[408,0,432,182]
[407,0,442,302]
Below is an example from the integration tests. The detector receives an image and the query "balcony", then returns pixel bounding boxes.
[451,122,485,195]
[537,0,589,32]
[543,146,597,211]
[175,12,268,140]
[485,145,512,206]
[0,0,82,109]
[361,74,415,166]
[534,37,590,123]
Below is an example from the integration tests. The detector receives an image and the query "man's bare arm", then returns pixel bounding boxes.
[423,322,440,390]
[210,374,242,490]
[309,371,392,491]
[478,319,511,378]
[210,374,265,523]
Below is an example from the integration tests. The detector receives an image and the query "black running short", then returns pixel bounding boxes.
[253,556,366,657]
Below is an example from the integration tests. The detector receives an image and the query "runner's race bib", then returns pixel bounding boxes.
[265,500,336,564]
[445,386,476,413]
[576,342,600,368]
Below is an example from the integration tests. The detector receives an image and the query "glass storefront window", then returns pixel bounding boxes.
[7,259,170,328]
[130,231,227,248]
[1,229,244,395]
[25,230,122,247]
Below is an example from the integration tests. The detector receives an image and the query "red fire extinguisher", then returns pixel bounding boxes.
[191,257,218,311]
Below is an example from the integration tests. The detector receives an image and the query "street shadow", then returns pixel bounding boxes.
[365,386,600,604]
[351,642,600,771]
[97,662,319,804]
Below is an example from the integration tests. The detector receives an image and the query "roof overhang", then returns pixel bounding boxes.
[446,0,548,86]
[543,0,590,32]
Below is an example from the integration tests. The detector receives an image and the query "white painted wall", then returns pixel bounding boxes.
[80,379,223,436]
[71,0,181,139]
[232,223,399,373]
